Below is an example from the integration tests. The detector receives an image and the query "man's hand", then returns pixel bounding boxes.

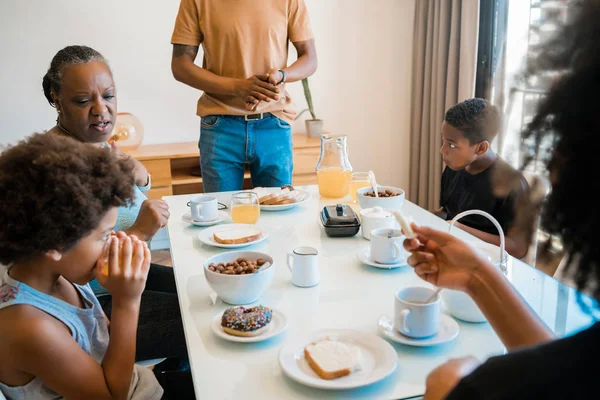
[235,75,280,108]
[243,69,284,110]
[266,67,284,85]
[424,357,481,400]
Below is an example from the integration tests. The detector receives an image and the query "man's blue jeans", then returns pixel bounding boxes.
[199,114,293,193]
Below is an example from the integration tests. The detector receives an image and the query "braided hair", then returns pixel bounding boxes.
[42,45,108,107]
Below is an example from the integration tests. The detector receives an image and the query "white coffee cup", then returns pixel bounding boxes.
[286,246,320,287]
[188,195,218,222]
[370,228,405,264]
[394,287,440,338]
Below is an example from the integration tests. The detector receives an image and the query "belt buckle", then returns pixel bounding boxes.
[244,113,263,121]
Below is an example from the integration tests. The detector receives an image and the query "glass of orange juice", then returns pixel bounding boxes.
[349,172,371,202]
[230,192,260,224]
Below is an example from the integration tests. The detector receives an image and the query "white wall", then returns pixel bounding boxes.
[0,0,415,190]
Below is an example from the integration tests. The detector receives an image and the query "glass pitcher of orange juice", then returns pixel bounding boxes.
[316,134,353,198]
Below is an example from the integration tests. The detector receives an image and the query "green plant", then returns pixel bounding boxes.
[295,77,317,120]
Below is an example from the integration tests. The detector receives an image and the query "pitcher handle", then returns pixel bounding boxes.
[448,210,506,269]
[286,253,294,273]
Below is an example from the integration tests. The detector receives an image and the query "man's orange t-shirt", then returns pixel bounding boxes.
[171,0,314,123]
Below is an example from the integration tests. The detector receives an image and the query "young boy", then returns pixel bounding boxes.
[0,134,163,399]
[436,98,531,259]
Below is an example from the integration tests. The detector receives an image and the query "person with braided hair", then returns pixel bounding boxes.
[42,45,193,399]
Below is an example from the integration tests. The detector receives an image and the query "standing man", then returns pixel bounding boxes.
[171,0,317,192]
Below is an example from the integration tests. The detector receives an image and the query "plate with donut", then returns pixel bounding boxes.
[211,305,288,343]
[252,185,312,211]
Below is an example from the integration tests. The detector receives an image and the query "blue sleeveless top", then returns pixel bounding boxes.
[0,267,163,400]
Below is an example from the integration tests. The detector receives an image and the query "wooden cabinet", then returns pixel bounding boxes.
[125,135,321,199]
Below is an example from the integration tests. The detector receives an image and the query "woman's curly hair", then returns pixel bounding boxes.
[521,0,600,299]
[0,134,135,265]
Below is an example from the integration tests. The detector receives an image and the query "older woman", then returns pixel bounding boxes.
[42,45,192,398]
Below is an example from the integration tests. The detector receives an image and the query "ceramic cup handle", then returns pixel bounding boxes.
[286,253,294,274]
[400,309,411,335]
[392,242,402,260]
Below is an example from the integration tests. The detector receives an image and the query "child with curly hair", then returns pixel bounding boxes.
[0,134,163,399]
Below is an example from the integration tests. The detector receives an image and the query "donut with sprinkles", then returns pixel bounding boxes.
[221,305,272,337]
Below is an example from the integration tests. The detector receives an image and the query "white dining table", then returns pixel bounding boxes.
[164,184,595,400]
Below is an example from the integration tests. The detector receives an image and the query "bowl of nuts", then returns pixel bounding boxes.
[356,185,405,210]
[204,251,275,305]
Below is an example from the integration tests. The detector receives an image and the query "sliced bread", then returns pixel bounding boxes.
[262,188,290,205]
[304,339,361,380]
[213,226,262,244]
[274,190,300,204]
[252,187,277,204]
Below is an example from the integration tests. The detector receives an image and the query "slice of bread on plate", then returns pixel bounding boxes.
[252,187,276,204]
[213,226,262,244]
[262,188,290,205]
[273,189,300,205]
[304,338,362,380]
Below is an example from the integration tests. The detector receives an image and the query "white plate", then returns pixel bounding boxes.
[259,188,312,211]
[181,210,230,227]
[378,314,459,347]
[211,308,288,343]
[279,329,397,390]
[356,247,408,269]
[197,223,268,249]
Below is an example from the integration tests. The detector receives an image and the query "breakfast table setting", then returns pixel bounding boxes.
[163,180,597,400]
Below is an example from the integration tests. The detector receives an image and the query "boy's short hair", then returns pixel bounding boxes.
[444,98,501,144]
[0,134,135,265]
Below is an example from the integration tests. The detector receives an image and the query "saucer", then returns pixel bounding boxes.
[211,308,288,343]
[181,210,229,227]
[377,314,459,347]
[356,247,408,269]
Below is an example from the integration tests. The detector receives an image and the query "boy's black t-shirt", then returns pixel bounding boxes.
[440,157,528,235]
[446,321,600,399]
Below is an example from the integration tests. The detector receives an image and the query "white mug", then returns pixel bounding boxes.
[370,228,405,264]
[394,287,440,338]
[188,195,218,222]
[286,246,320,287]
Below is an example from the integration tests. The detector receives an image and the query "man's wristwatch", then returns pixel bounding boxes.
[277,69,287,84]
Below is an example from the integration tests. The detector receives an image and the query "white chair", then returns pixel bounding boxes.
[521,171,551,267]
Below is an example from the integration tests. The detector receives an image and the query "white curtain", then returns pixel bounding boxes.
[409,0,480,210]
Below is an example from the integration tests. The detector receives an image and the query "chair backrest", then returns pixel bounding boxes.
[520,171,551,267]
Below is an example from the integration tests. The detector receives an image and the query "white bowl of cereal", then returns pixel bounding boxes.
[204,251,275,305]
[357,185,405,210]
